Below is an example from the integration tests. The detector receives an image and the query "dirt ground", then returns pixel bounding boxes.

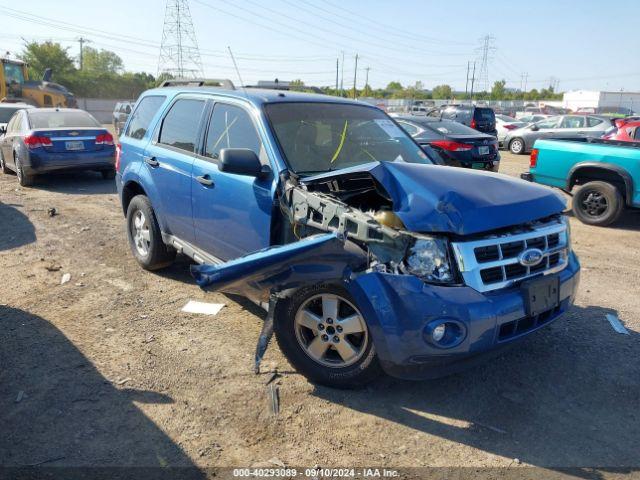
[1,148,639,476]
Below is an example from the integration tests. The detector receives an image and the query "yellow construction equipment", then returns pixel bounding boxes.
[1,57,77,108]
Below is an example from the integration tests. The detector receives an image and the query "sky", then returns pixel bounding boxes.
[1,0,638,93]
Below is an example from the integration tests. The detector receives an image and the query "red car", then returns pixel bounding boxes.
[603,118,640,143]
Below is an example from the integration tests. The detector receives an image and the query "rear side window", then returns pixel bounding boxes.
[204,103,262,159]
[125,95,166,140]
[587,117,603,127]
[158,98,206,152]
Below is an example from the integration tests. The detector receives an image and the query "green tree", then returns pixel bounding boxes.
[20,41,76,79]
[431,84,453,99]
[386,81,403,91]
[490,79,506,100]
[82,47,123,73]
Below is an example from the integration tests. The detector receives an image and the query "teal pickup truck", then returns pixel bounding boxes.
[521,139,640,226]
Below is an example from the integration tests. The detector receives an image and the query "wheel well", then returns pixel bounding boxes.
[121,181,147,216]
[570,167,628,201]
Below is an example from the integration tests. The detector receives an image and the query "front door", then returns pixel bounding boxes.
[143,97,207,243]
[191,102,275,261]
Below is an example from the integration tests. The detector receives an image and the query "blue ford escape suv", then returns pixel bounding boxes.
[116,81,580,388]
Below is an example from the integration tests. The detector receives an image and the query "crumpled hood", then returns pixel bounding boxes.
[303,162,566,235]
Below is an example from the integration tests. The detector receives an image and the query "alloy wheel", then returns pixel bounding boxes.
[132,210,151,256]
[510,139,523,154]
[294,293,369,368]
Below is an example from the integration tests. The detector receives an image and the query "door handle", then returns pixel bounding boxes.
[196,175,214,186]
[144,156,159,167]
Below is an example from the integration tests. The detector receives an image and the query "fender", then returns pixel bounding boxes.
[567,162,634,206]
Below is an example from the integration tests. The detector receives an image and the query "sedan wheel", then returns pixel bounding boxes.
[509,138,525,155]
[294,293,369,368]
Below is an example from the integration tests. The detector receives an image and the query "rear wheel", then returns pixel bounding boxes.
[274,284,382,389]
[126,195,175,270]
[509,137,526,155]
[14,154,33,186]
[572,181,624,226]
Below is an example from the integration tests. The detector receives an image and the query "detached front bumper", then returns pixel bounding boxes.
[346,251,580,380]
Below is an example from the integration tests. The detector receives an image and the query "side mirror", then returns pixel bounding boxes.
[530,124,539,131]
[219,148,270,177]
[0,126,6,135]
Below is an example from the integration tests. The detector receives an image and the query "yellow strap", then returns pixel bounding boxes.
[330,120,348,163]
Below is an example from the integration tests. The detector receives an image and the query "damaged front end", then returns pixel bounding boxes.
[191,161,578,378]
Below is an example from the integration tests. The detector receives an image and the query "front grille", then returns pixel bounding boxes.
[451,219,570,292]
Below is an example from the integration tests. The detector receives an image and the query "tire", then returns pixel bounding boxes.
[572,181,624,226]
[509,137,526,155]
[14,153,33,186]
[101,169,116,180]
[274,283,382,389]
[126,195,175,270]
[0,150,11,174]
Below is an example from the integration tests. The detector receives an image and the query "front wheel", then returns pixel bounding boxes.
[126,195,175,270]
[572,181,624,226]
[509,137,526,155]
[274,284,382,389]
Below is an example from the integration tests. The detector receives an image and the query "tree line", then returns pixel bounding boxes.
[18,41,563,102]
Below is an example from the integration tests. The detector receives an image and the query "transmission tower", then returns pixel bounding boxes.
[158,0,204,78]
[475,35,495,93]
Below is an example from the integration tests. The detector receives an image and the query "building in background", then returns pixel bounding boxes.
[563,90,640,114]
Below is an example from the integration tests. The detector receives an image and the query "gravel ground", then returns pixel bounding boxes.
[1,149,638,476]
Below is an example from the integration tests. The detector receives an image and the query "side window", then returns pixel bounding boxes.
[397,121,419,136]
[125,105,132,114]
[559,116,585,128]
[634,128,640,140]
[587,117,603,127]
[204,103,262,159]
[8,112,21,133]
[441,108,456,120]
[124,95,166,140]
[158,99,206,153]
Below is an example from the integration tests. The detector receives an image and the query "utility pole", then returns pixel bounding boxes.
[158,0,204,78]
[339,50,345,96]
[352,54,358,99]
[77,37,90,70]
[523,72,529,92]
[465,61,470,99]
[335,57,339,92]
[364,66,370,96]
[469,61,476,100]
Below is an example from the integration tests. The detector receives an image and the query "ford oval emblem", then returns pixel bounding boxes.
[519,248,544,267]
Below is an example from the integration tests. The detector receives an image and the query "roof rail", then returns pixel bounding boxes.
[159,78,236,90]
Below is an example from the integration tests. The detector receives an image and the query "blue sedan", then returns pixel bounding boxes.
[0,108,115,186]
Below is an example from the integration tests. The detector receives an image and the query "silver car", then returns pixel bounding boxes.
[504,115,611,154]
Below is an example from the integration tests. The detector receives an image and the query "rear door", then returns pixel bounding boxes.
[143,96,207,243]
[555,115,587,139]
[191,101,275,261]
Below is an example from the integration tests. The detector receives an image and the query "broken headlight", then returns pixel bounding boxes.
[403,236,454,284]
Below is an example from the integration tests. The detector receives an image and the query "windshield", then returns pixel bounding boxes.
[28,110,100,129]
[0,107,21,123]
[264,102,432,174]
